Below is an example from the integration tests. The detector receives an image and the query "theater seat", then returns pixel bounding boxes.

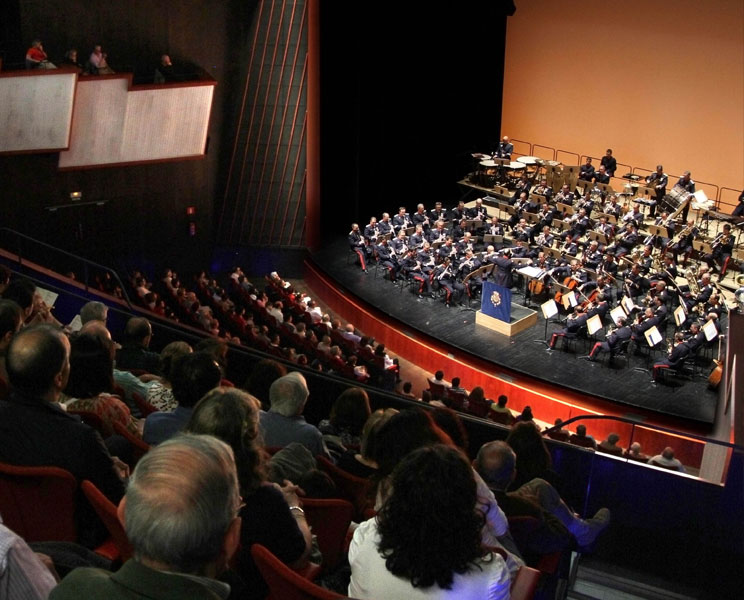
[315,454,371,521]
[81,480,134,563]
[251,544,348,600]
[112,421,150,464]
[0,462,77,543]
[302,498,354,573]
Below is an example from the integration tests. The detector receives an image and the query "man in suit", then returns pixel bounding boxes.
[600,148,617,177]
[0,325,126,547]
[51,434,243,599]
[495,135,513,159]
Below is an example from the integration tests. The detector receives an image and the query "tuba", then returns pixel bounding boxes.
[684,265,700,296]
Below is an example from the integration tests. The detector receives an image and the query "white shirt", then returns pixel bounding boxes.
[348,518,510,600]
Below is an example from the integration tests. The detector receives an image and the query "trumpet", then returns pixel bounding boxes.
[711,233,731,251]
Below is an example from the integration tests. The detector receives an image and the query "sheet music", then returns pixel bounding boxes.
[610,306,626,326]
[702,319,719,341]
[587,314,603,335]
[518,266,543,278]
[644,326,662,347]
[36,287,58,308]
[541,299,559,319]
[674,305,686,327]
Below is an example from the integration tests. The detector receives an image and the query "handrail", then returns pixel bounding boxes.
[532,144,555,161]
[544,414,740,451]
[0,227,133,310]
[556,149,580,166]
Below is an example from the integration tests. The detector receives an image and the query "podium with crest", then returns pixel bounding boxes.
[476,281,537,337]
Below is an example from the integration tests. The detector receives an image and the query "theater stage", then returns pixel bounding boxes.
[309,238,718,428]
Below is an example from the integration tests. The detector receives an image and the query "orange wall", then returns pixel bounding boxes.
[502,0,744,200]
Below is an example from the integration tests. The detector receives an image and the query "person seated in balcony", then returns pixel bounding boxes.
[624,442,649,462]
[648,446,686,473]
[514,405,535,425]
[318,387,372,451]
[475,441,609,550]
[427,369,449,398]
[87,44,115,75]
[544,418,570,442]
[61,48,84,73]
[489,394,513,423]
[154,54,177,83]
[568,424,597,449]
[506,422,562,490]
[597,433,624,456]
[25,39,55,69]
[336,408,398,479]
[145,341,193,412]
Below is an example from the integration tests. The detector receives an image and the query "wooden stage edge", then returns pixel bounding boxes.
[303,258,709,467]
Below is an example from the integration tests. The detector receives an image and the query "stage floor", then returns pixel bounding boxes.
[311,238,718,427]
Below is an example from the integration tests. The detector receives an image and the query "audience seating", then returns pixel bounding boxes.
[251,544,348,600]
[81,480,133,562]
[511,565,542,600]
[67,409,109,438]
[445,387,467,409]
[0,462,77,543]
[302,498,354,573]
[112,421,150,464]
[315,455,371,521]
[489,410,515,426]
[428,380,447,399]
[131,391,159,416]
[466,395,491,418]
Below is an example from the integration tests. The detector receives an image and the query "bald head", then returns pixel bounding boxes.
[6,324,69,398]
[474,441,516,491]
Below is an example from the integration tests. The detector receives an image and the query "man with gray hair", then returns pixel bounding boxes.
[475,441,610,548]
[79,301,108,325]
[50,434,243,599]
[259,371,328,457]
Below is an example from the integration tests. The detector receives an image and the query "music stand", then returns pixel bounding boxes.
[552,219,572,233]
[586,314,603,336]
[647,224,669,238]
[524,212,541,225]
[702,319,719,341]
[536,299,559,344]
[542,246,563,261]
[595,211,618,224]
[640,186,656,197]
[644,325,663,347]
[673,305,686,327]
[587,231,609,245]
[610,305,627,325]
[621,295,635,315]
[483,234,503,246]
[557,203,575,216]
[531,193,547,204]
[596,183,612,194]
[562,291,578,310]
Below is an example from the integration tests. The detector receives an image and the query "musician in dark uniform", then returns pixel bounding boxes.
[487,216,505,237]
[411,203,430,231]
[408,224,426,250]
[592,165,610,184]
[623,263,646,299]
[645,165,667,218]
[583,316,631,361]
[702,224,735,281]
[400,249,429,297]
[438,237,457,262]
[670,219,698,263]
[432,259,458,307]
[492,248,515,288]
[363,216,380,243]
[652,333,690,381]
[548,305,588,350]
[683,322,706,352]
[676,171,696,221]
[597,253,618,279]
[579,157,595,182]
[600,149,617,177]
[466,197,489,222]
[450,201,468,222]
[393,206,412,232]
[631,308,659,343]
[532,178,553,202]
[375,238,399,281]
[378,212,393,236]
[495,136,513,159]
[428,201,448,223]
[348,223,369,271]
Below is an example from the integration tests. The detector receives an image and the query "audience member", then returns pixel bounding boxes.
[489,394,514,424]
[318,387,371,451]
[597,433,624,456]
[514,405,534,424]
[569,424,597,449]
[0,518,58,599]
[154,53,177,83]
[399,380,416,399]
[624,442,649,462]
[145,341,192,412]
[50,435,242,599]
[349,445,511,599]
[26,39,55,69]
[61,48,84,72]
[427,369,449,397]
[143,351,221,445]
[431,407,469,453]
[79,301,108,325]
[115,317,161,375]
[0,299,23,387]
[185,388,312,600]
[259,372,329,457]
[0,265,10,295]
[87,44,114,75]
[62,330,141,438]
[648,446,686,472]
[544,418,570,442]
[506,421,560,490]
[475,441,610,549]
[0,325,125,547]
[244,358,287,411]
[337,408,398,478]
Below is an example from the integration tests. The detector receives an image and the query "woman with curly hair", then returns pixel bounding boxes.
[349,444,510,599]
[506,421,560,491]
[185,387,312,600]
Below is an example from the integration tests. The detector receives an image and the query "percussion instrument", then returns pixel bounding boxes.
[516,156,539,165]
[480,159,498,168]
[505,161,526,170]
[668,184,692,204]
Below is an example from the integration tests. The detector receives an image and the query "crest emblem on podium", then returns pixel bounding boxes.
[491,291,502,306]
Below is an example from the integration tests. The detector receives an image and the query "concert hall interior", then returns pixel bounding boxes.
[0,0,743,597]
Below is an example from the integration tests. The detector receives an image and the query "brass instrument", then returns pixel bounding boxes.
[684,265,700,296]
[711,233,732,251]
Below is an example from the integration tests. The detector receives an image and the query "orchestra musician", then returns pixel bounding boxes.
[600,148,617,177]
[495,135,513,159]
[669,219,698,264]
[428,201,448,223]
[512,218,532,243]
[456,231,477,256]
[582,316,631,362]
[644,164,668,218]
[508,192,529,230]
[416,241,437,277]
[592,164,610,184]
[537,203,558,232]
[652,332,690,382]
[603,195,622,218]
[554,184,574,205]
[702,223,735,281]
[456,248,482,299]
[683,322,706,353]
[432,258,459,307]
[450,200,468,222]
[378,212,393,236]
[532,178,553,202]
[547,305,588,350]
[535,226,555,249]
[513,174,531,201]
[597,253,619,279]
[363,216,380,243]
[450,218,468,241]
[400,249,429,297]
[594,216,615,242]
[487,216,505,237]
[623,263,646,299]
[466,197,489,222]
[631,307,660,343]
[412,204,430,230]
[375,238,399,281]
[409,224,426,250]
[348,223,369,272]
[567,208,590,241]
[428,220,448,244]
[611,223,639,258]
[393,206,412,232]
[582,240,602,270]
[579,157,595,182]
[437,236,457,262]
[391,229,409,257]
[559,233,578,257]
